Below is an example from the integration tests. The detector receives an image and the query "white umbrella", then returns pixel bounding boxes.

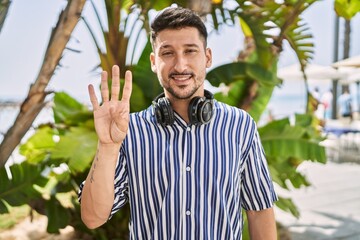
[332,55,360,68]
[340,66,360,85]
[278,63,348,120]
[278,63,346,81]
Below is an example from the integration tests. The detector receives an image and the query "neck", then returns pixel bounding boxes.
[169,98,191,123]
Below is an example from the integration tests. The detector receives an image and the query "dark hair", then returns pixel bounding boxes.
[150,7,208,48]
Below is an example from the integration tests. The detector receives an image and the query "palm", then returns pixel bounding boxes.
[88,65,132,145]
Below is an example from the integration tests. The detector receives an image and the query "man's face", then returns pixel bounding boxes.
[150,27,212,100]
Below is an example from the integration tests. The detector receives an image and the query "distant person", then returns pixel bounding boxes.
[321,88,333,119]
[337,86,352,122]
[312,87,321,102]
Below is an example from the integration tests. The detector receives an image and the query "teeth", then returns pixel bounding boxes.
[172,75,191,80]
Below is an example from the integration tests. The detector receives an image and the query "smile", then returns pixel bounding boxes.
[170,73,193,81]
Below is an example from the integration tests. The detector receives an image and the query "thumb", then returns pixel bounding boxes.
[110,121,127,143]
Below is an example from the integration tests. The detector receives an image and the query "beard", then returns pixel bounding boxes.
[159,71,203,100]
[165,84,200,100]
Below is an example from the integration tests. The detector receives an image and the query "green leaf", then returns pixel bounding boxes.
[19,126,57,164]
[270,1,316,69]
[247,84,275,122]
[276,196,300,218]
[268,158,310,189]
[45,196,70,233]
[52,127,98,173]
[0,162,49,213]
[0,200,9,214]
[246,64,280,87]
[262,133,325,162]
[206,62,247,86]
[335,0,360,19]
[129,82,149,113]
[258,117,290,135]
[53,92,91,125]
[259,118,326,162]
[239,17,252,37]
[294,113,325,141]
[213,80,246,107]
[207,61,279,86]
[132,40,163,103]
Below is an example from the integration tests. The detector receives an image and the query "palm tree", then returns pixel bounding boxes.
[0,0,86,167]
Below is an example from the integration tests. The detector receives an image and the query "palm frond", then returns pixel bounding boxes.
[0,161,49,213]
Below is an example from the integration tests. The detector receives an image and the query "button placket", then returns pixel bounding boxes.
[185,125,193,220]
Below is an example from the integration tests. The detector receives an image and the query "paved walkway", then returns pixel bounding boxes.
[275,161,360,240]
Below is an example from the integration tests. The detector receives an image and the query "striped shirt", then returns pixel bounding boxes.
[79,100,277,239]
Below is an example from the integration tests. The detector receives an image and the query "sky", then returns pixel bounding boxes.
[0,0,360,105]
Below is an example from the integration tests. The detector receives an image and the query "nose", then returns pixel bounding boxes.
[173,55,187,73]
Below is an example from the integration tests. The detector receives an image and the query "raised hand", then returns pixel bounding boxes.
[88,65,132,145]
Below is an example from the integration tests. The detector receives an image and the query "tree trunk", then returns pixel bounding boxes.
[0,0,11,33]
[187,0,212,16]
[237,37,258,110]
[343,19,351,59]
[0,0,86,167]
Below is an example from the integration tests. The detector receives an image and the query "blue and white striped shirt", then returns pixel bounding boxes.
[80,100,277,239]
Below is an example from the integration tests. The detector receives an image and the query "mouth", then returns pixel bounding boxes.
[169,73,193,82]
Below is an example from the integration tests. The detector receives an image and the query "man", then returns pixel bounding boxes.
[337,85,352,122]
[79,7,277,239]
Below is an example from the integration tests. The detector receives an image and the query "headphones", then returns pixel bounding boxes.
[152,90,214,126]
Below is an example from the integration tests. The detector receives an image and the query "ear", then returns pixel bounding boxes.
[150,52,157,73]
[205,48,212,68]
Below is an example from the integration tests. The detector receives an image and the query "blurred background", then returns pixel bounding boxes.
[0,0,360,239]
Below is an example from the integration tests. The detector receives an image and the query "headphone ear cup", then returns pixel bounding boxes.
[153,97,175,126]
[188,97,201,124]
[198,100,213,124]
[188,90,214,125]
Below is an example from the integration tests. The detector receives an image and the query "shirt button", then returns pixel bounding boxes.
[186,166,191,172]
[186,210,191,216]
[186,127,191,131]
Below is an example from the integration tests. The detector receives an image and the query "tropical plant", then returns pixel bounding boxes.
[0,0,327,238]
[206,0,326,220]
[0,0,87,167]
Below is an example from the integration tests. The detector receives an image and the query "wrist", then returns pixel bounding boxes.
[97,141,121,153]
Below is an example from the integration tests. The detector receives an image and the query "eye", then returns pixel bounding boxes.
[185,49,198,54]
[161,51,173,56]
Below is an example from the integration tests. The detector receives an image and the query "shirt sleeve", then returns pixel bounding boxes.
[240,126,278,211]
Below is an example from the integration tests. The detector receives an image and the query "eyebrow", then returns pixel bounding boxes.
[159,43,200,50]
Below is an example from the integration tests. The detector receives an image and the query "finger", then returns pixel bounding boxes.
[111,65,120,101]
[88,84,99,110]
[121,70,133,102]
[100,71,109,102]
